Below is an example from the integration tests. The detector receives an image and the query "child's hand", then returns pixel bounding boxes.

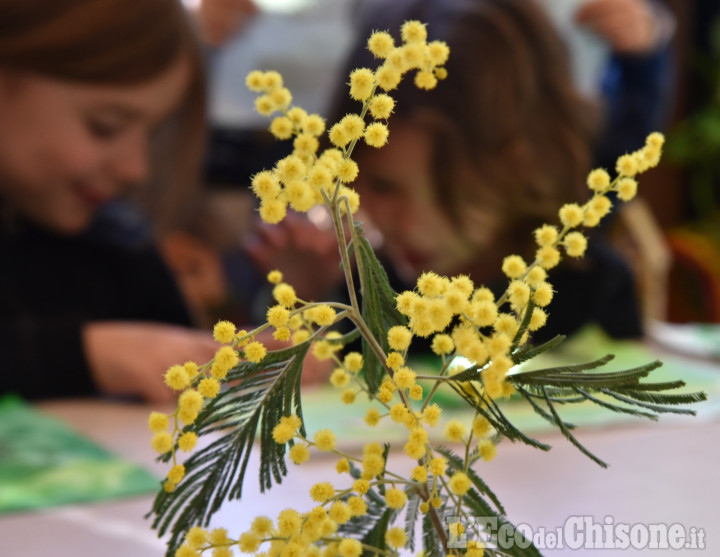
[244,211,343,302]
[83,322,219,402]
[160,230,228,326]
[575,0,668,54]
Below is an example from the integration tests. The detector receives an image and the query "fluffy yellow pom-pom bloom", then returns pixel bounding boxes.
[238,531,261,553]
[401,20,427,43]
[259,198,287,224]
[269,115,293,140]
[449,471,472,495]
[444,419,468,442]
[369,94,395,119]
[164,364,190,391]
[376,64,402,91]
[536,246,561,269]
[273,283,297,307]
[338,538,362,557]
[386,527,408,549]
[364,122,389,147]
[310,481,335,502]
[272,422,295,444]
[387,325,413,350]
[344,352,364,372]
[617,177,638,201]
[151,431,173,454]
[364,408,381,427]
[415,70,437,90]
[367,31,395,58]
[178,431,198,452]
[587,168,611,192]
[558,203,583,228]
[428,40,450,65]
[564,231,588,257]
[502,255,527,278]
[385,487,407,509]
[349,68,375,101]
[289,444,310,465]
[244,341,267,363]
[198,377,221,399]
[431,334,454,355]
[148,411,169,433]
[314,429,337,451]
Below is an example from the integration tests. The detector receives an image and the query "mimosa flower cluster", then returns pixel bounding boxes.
[351,132,664,403]
[245,21,448,225]
[147,19,687,557]
[149,321,268,492]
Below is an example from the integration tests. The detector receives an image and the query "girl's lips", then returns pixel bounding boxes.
[74,184,111,207]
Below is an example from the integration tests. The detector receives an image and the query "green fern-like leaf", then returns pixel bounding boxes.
[600,388,704,414]
[461,489,543,557]
[539,385,608,467]
[435,446,506,515]
[572,387,659,420]
[611,387,707,406]
[404,491,422,553]
[512,354,616,379]
[339,459,395,551]
[149,341,311,556]
[353,226,406,393]
[511,334,566,366]
[446,380,552,452]
[507,350,706,468]
[421,501,445,557]
[511,299,536,349]
[516,386,579,429]
[360,508,393,556]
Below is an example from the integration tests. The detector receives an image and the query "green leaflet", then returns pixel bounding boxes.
[339,459,398,556]
[511,299,536,349]
[540,385,608,468]
[360,508,392,556]
[149,340,311,556]
[508,351,705,467]
[446,380,552,451]
[461,489,543,557]
[435,446,506,516]
[511,334,566,365]
[353,226,406,393]
[404,491,422,553]
[422,504,445,557]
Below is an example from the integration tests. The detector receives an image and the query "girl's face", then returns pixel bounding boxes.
[0,55,190,234]
[354,122,481,279]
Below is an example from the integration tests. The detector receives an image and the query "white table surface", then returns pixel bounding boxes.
[1,396,718,556]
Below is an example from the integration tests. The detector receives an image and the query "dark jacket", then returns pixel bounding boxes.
[0,205,192,400]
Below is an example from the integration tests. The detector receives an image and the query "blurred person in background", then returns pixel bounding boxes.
[0,0,219,402]
[323,0,673,342]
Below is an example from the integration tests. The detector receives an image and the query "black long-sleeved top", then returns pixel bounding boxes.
[0,206,193,400]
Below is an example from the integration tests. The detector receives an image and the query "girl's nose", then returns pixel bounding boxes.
[112,135,150,188]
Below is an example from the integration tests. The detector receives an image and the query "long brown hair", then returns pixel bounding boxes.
[0,0,206,230]
[331,0,599,260]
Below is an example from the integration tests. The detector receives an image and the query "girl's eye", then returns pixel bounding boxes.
[86,118,124,139]
[368,177,401,195]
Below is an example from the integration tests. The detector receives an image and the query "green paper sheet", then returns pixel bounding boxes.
[302,325,720,448]
[0,396,159,513]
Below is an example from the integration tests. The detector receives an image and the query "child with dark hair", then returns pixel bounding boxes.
[0,0,219,401]
[327,0,658,342]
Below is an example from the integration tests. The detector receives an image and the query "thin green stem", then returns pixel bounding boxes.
[329,201,361,312]
[421,352,457,411]
[342,196,367,298]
